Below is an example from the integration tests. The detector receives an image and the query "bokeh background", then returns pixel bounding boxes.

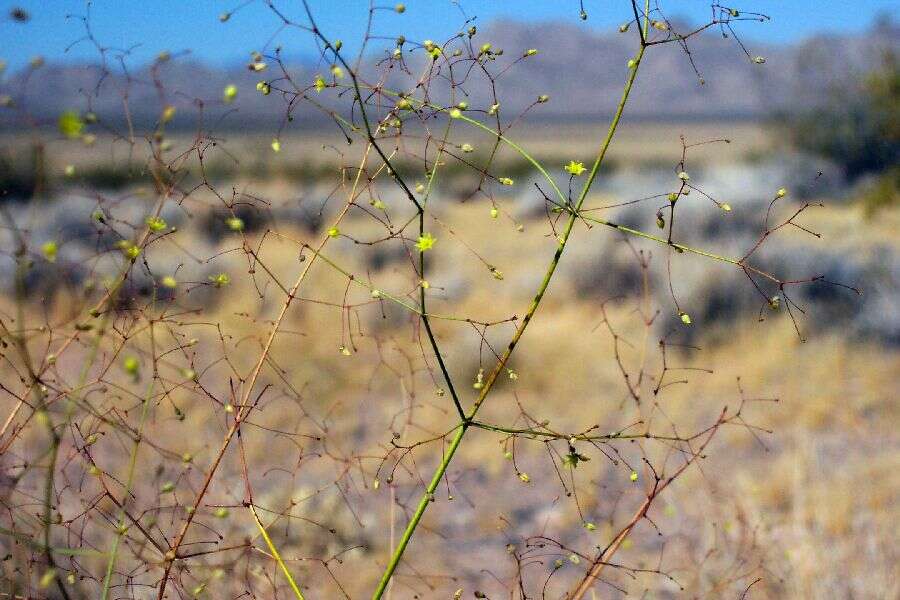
[0,1,897,598]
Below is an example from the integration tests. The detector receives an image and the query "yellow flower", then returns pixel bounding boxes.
[564,161,586,176]
[161,105,176,123]
[415,232,436,252]
[41,241,58,262]
[223,84,237,103]
[58,110,84,139]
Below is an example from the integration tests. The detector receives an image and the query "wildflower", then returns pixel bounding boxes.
[58,110,84,139]
[449,108,462,119]
[313,74,325,93]
[619,23,630,32]
[209,273,230,287]
[39,569,56,589]
[568,553,580,564]
[394,3,405,13]
[160,481,175,493]
[525,48,538,56]
[769,296,781,310]
[331,64,344,79]
[565,161,586,176]
[629,470,639,482]
[415,232,436,252]
[720,202,732,212]
[396,98,412,110]
[327,226,340,238]
[473,368,484,389]
[271,138,281,153]
[339,345,351,356]
[146,216,167,232]
[161,105,176,123]
[488,103,500,115]
[490,206,499,218]
[257,80,271,95]
[64,164,75,177]
[537,94,549,103]
[456,101,468,110]
[627,59,637,69]
[124,245,141,260]
[507,369,518,380]
[678,171,690,181]
[753,56,766,64]
[123,355,140,376]
[652,20,668,31]
[251,61,267,72]
[214,507,230,519]
[667,192,679,203]
[161,276,177,289]
[480,43,492,54]
[680,312,692,325]
[498,177,514,186]
[223,84,238,103]
[226,216,244,231]
[584,522,597,531]
[776,187,787,198]
[491,268,504,280]
[518,472,530,483]
[42,241,58,262]
[461,143,474,153]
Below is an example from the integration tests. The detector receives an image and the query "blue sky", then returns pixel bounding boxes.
[0,0,894,70]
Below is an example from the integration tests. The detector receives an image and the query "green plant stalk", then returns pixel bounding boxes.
[371,39,648,600]
[99,377,154,600]
[249,505,306,600]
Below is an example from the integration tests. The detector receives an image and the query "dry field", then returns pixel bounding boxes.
[0,121,897,599]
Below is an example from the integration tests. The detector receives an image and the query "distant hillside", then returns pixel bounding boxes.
[0,17,896,131]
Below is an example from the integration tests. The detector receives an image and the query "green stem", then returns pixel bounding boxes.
[250,505,306,600]
[371,39,648,600]
[371,424,467,598]
[99,376,154,600]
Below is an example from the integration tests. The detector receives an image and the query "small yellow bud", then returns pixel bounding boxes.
[42,241,58,262]
[223,84,238,103]
[161,105,176,123]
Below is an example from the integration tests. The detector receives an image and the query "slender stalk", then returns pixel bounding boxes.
[249,505,306,600]
[99,377,154,600]
[371,37,649,600]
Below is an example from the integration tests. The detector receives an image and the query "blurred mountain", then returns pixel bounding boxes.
[0,17,896,130]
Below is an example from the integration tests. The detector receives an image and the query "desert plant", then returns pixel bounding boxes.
[0,2,868,600]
